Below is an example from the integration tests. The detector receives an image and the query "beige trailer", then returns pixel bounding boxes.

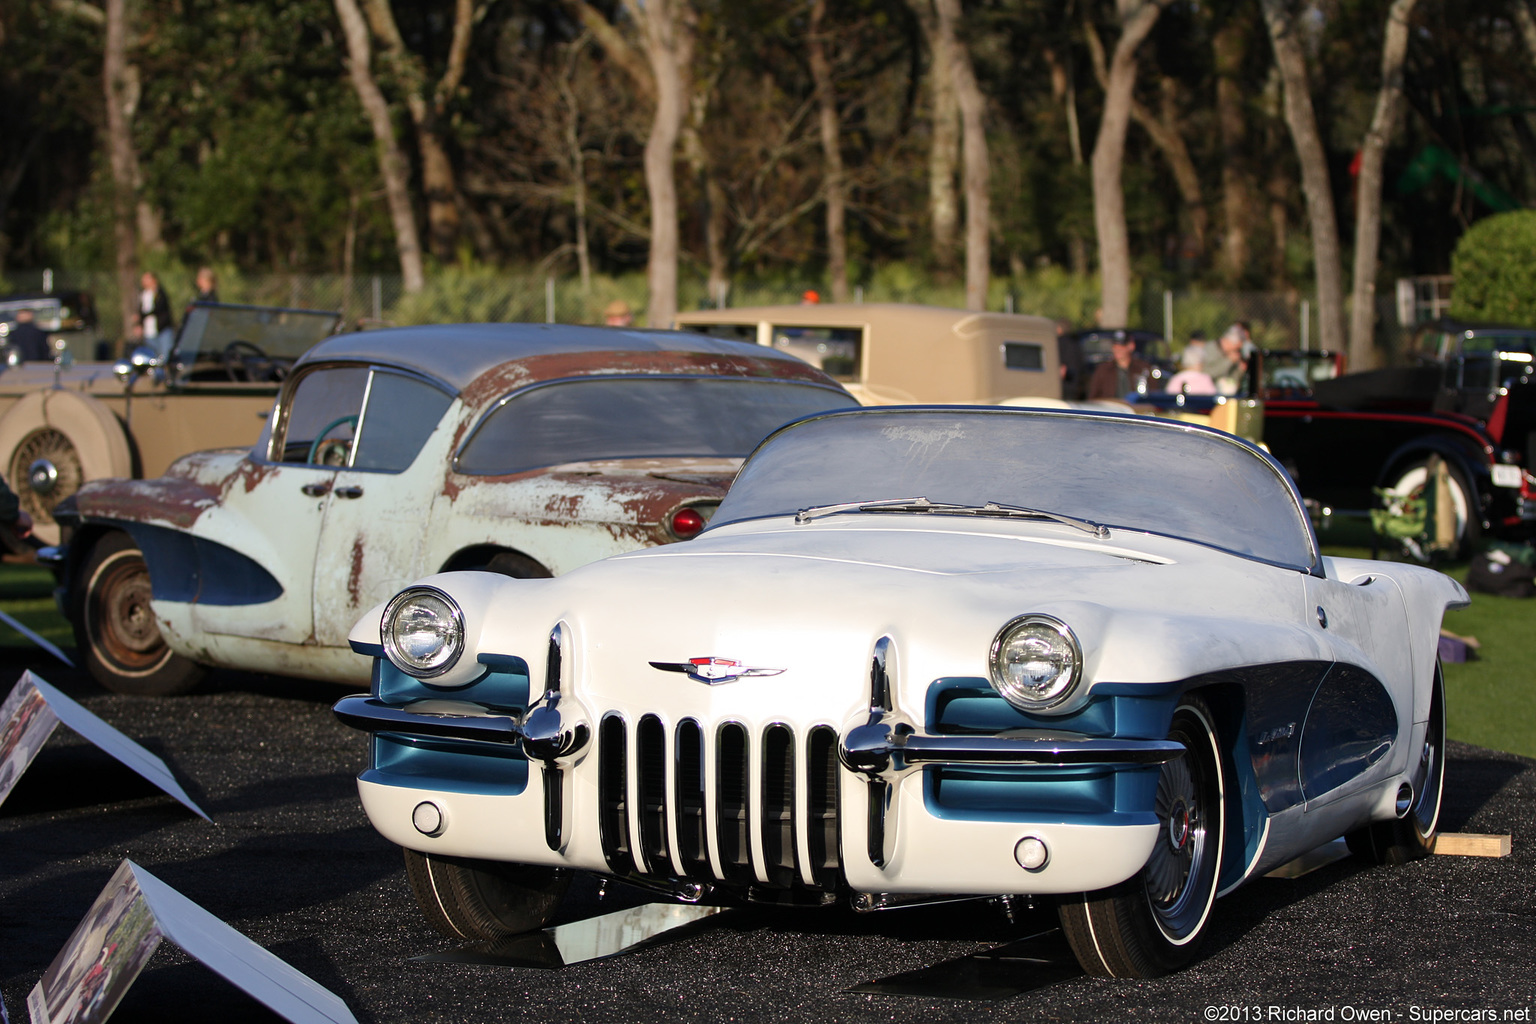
[674,303,1062,406]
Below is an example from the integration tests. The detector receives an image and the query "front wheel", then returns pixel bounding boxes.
[404,848,571,941]
[1058,694,1226,978]
[72,531,207,695]
[1381,458,1478,561]
[1346,664,1445,865]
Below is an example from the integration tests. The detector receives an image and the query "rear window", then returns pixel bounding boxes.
[456,377,854,476]
[768,325,862,381]
[1004,342,1044,371]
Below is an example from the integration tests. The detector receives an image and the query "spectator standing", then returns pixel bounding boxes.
[193,267,219,304]
[604,300,634,327]
[1202,323,1251,394]
[1086,331,1152,400]
[138,272,175,357]
[5,309,53,362]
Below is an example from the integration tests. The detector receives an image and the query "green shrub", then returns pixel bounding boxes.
[1450,210,1536,325]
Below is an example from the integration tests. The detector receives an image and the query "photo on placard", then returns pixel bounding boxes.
[27,862,164,1024]
[0,678,60,807]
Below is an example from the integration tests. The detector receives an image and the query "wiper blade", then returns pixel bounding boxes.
[795,496,967,524]
[794,496,1110,537]
[956,502,1111,538]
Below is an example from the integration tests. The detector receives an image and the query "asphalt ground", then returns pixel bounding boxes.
[2,647,1534,1024]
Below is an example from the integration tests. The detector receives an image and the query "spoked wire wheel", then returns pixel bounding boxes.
[8,427,83,529]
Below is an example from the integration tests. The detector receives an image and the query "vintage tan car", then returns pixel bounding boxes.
[0,303,343,542]
[673,303,1062,405]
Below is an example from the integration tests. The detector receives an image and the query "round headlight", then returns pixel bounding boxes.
[382,587,465,679]
[988,615,1082,712]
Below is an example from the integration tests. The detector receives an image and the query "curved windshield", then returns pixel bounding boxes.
[716,408,1318,569]
[456,377,854,476]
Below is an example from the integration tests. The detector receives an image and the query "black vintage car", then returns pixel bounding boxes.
[1262,320,1536,558]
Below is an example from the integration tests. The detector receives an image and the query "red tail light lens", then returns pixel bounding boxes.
[669,507,707,540]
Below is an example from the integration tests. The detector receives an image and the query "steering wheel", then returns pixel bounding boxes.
[306,414,359,466]
[223,340,273,382]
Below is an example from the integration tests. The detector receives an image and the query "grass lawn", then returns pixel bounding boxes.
[0,547,1529,756]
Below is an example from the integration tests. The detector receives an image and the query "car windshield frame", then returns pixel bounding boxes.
[713,406,1322,574]
[453,373,855,477]
[171,302,343,370]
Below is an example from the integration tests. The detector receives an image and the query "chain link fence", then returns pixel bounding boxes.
[6,265,1408,361]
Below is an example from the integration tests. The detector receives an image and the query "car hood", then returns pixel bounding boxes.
[372,516,1330,719]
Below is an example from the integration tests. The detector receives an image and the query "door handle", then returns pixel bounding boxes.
[301,482,331,497]
[335,486,364,499]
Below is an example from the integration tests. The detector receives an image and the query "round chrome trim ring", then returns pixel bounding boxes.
[987,613,1083,713]
[381,585,466,680]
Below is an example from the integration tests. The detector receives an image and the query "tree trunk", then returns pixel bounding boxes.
[909,0,959,268]
[1085,28,1205,267]
[1514,1,1536,64]
[559,42,593,293]
[360,0,473,264]
[936,0,988,310]
[1348,0,1418,368]
[333,0,425,292]
[1212,14,1258,282]
[624,0,695,327]
[103,0,138,349]
[808,0,848,303]
[1261,0,1345,354]
[1090,0,1166,328]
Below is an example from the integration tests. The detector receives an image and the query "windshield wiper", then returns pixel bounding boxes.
[951,502,1110,538]
[795,496,967,524]
[794,496,1110,538]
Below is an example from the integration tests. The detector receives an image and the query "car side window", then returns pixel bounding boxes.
[275,366,369,465]
[351,372,454,472]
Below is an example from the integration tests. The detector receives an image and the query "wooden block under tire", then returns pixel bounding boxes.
[1433,833,1512,857]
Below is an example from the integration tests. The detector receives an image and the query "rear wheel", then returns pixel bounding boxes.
[404,848,570,940]
[1347,664,1445,864]
[1058,694,1226,978]
[72,531,206,695]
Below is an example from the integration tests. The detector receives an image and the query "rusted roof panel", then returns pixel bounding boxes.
[297,323,816,393]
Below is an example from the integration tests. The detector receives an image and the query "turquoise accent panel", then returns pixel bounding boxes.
[368,734,529,796]
[371,657,528,708]
[924,678,1178,738]
[921,680,1179,825]
[1224,715,1269,890]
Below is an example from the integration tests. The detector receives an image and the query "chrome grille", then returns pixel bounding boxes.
[597,716,843,889]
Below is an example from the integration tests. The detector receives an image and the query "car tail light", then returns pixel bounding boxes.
[669,506,708,540]
[1488,391,1510,445]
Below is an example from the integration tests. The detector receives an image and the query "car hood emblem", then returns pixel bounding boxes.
[649,657,785,685]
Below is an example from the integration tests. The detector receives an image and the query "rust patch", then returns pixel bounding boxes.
[224,458,283,497]
[456,349,837,413]
[348,537,365,607]
[74,477,219,530]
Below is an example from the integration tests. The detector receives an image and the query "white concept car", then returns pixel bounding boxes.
[336,406,1467,978]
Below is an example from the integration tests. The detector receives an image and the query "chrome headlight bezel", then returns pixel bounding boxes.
[381,586,466,680]
[987,614,1083,713]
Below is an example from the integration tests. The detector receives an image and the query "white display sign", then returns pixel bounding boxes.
[0,672,208,820]
[28,860,360,1024]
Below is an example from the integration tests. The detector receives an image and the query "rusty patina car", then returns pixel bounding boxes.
[0,301,344,543]
[50,323,854,695]
[673,303,1061,405]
